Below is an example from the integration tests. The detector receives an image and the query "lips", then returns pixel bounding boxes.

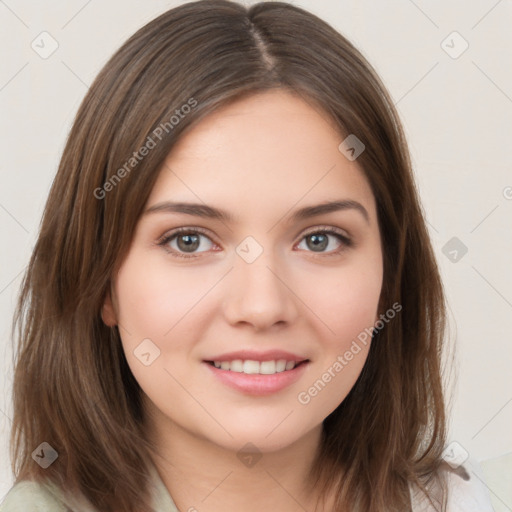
[203,349,309,363]
[202,349,311,395]
[204,360,310,395]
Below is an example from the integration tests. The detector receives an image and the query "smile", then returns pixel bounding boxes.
[207,359,307,375]
[203,359,310,395]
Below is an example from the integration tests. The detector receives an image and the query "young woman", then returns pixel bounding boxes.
[1,1,495,511]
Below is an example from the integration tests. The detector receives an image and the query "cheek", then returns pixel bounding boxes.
[303,259,382,346]
[114,254,210,339]
[331,275,380,344]
[304,258,382,411]
[113,256,204,403]
[297,272,379,414]
[113,254,223,389]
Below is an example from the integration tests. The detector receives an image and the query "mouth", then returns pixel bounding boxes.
[204,359,309,375]
[203,358,311,395]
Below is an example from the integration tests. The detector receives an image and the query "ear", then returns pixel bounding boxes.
[101,287,118,327]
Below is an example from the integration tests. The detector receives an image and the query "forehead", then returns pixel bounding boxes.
[146,90,376,223]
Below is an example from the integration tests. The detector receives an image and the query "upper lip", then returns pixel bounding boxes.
[204,350,310,363]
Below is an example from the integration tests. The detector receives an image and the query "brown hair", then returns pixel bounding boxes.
[10,1,448,510]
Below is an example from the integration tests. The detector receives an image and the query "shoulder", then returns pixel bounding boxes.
[411,457,495,511]
[443,458,495,512]
[480,452,512,512]
[0,480,69,512]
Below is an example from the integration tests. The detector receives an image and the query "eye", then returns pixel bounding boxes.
[296,227,353,256]
[157,225,353,259]
[157,227,217,259]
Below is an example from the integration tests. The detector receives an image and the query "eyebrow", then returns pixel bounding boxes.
[143,199,370,224]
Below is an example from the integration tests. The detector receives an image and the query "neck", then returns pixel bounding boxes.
[144,404,330,512]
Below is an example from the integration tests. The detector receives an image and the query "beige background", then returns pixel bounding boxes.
[1,0,511,506]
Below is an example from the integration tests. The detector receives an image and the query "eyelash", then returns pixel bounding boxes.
[156,225,353,260]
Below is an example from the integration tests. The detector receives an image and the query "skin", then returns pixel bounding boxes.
[102,89,383,511]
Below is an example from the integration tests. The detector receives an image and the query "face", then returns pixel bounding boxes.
[102,90,383,453]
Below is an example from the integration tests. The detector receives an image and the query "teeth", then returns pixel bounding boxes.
[243,360,260,374]
[275,360,286,372]
[211,359,300,375]
[285,360,295,370]
[260,361,276,374]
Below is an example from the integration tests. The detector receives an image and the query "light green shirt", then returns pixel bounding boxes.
[0,462,178,512]
[480,452,512,512]
[0,458,495,511]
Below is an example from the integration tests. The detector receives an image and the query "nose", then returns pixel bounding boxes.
[222,248,299,331]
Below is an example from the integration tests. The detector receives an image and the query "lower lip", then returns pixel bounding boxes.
[203,361,310,396]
